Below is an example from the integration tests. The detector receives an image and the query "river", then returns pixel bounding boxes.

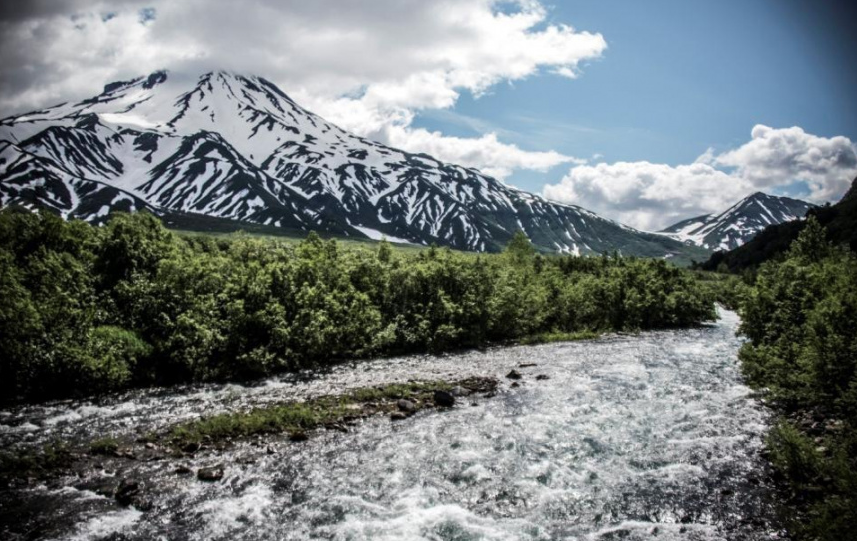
[0,309,783,540]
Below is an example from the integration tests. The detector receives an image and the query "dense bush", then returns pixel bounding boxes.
[0,209,715,402]
[738,217,857,539]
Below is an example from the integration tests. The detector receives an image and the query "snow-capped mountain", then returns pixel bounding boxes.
[1,70,699,257]
[659,192,814,251]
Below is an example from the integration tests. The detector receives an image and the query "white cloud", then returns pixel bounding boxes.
[543,125,857,230]
[0,0,604,178]
[543,161,746,231]
[715,125,857,201]
[383,126,583,180]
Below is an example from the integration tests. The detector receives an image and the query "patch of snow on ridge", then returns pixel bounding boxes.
[352,225,413,245]
[98,113,159,130]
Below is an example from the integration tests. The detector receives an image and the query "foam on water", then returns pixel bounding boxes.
[62,508,142,541]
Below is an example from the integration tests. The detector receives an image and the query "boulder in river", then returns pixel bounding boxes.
[506,370,522,380]
[433,390,456,407]
[77,477,118,499]
[181,441,201,453]
[197,465,224,482]
[390,412,409,421]
[397,399,417,413]
[115,479,140,506]
[535,374,550,381]
[450,386,471,397]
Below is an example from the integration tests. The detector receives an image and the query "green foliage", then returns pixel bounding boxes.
[0,208,715,402]
[738,219,857,539]
[518,330,600,345]
[168,380,457,447]
[0,441,72,483]
[89,436,120,455]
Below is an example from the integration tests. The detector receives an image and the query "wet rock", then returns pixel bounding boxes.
[174,464,192,475]
[510,382,521,388]
[145,442,156,450]
[134,498,154,512]
[397,399,417,413]
[506,370,522,380]
[450,386,471,397]
[181,441,200,453]
[197,465,224,482]
[433,390,456,407]
[535,374,550,380]
[115,448,136,460]
[289,431,309,442]
[825,419,844,431]
[115,479,140,506]
[77,477,119,499]
[390,412,408,421]
[519,363,538,368]
[266,446,276,455]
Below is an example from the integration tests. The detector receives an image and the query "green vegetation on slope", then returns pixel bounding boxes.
[737,217,857,539]
[0,208,715,403]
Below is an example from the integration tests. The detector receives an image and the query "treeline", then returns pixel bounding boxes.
[737,217,857,539]
[0,209,715,402]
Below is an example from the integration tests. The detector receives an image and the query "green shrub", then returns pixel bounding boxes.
[0,209,716,402]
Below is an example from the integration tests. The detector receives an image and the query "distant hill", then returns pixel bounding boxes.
[659,192,814,251]
[697,178,857,272]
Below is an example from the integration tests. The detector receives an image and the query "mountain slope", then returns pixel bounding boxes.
[659,192,814,251]
[1,70,703,259]
[698,178,857,272]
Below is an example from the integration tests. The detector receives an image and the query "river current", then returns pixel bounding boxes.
[0,309,783,540]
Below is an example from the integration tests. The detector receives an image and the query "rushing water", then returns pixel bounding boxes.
[0,309,783,540]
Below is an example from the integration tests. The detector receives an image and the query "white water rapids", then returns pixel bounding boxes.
[0,309,783,540]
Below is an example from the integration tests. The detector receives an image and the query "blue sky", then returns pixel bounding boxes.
[414,0,857,197]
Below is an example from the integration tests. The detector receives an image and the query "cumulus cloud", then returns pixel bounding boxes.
[383,126,583,180]
[714,125,857,201]
[543,161,746,231]
[0,0,604,179]
[543,125,857,230]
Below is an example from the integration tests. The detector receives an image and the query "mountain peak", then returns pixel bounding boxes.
[660,192,814,251]
[0,70,704,261]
